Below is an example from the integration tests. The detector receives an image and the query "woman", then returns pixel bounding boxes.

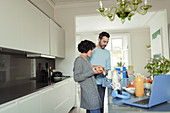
[73,40,103,113]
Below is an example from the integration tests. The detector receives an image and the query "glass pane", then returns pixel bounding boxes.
[105,40,111,51]
[112,39,122,50]
[122,36,128,50]
[123,50,128,67]
[111,50,122,67]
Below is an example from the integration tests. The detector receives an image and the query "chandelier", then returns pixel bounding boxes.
[98,0,152,24]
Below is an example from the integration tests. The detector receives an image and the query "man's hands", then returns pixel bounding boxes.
[93,65,104,74]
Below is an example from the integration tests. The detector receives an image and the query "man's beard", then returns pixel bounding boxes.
[99,42,106,49]
[100,44,106,49]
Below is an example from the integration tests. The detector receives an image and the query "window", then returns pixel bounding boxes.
[76,33,131,70]
[106,34,130,69]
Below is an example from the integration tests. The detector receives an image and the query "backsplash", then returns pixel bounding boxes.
[0,49,55,83]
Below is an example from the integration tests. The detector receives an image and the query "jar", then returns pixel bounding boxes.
[135,76,144,97]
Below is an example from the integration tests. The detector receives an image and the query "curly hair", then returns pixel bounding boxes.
[99,31,110,39]
[78,40,96,53]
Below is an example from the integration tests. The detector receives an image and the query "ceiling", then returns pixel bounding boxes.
[51,0,161,6]
[51,0,110,5]
[49,0,167,32]
[76,12,157,32]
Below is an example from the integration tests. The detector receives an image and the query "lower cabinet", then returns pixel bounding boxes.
[0,78,75,113]
[40,87,55,113]
[0,102,18,113]
[18,92,40,113]
[53,78,75,113]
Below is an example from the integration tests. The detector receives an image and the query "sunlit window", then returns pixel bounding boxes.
[106,35,129,69]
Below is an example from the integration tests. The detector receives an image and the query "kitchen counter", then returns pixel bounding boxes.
[106,88,170,113]
[0,77,70,105]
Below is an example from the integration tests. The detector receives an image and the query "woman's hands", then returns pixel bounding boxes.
[93,65,104,74]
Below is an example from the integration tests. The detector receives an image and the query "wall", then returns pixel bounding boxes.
[76,28,150,76]
[54,6,98,75]
[148,10,169,59]
[54,4,156,76]
[129,29,151,76]
[53,2,170,76]
[149,0,170,24]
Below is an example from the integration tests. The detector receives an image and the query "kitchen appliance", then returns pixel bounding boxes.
[51,71,63,82]
[51,71,70,82]
[52,71,63,77]
[27,53,55,59]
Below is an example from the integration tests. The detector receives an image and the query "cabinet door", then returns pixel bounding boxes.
[53,79,75,113]
[19,0,50,54]
[0,102,18,113]
[39,87,55,113]
[0,0,50,54]
[18,92,40,113]
[0,0,22,50]
[53,81,69,107]
[50,19,65,58]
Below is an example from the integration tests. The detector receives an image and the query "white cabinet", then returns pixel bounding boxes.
[0,0,23,50]
[50,19,65,58]
[18,92,40,113]
[53,78,75,113]
[0,78,75,113]
[19,0,50,54]
[0,0,50,54]
[0,102,18,113]
[39,87,55,113]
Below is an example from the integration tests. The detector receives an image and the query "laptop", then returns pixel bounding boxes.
[122,74,170,108]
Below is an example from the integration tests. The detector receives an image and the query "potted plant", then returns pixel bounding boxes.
[117,58,125,67]
[144,56,170,78]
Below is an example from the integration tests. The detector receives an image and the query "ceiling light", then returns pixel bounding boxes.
[98,0,152,24]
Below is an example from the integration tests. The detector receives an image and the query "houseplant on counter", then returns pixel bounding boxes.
[144,56,170,78]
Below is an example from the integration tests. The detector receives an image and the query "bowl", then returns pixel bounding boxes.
[122,87,135,94]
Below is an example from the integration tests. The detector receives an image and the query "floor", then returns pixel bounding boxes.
[69,85,86,113]
[69,107,86,113]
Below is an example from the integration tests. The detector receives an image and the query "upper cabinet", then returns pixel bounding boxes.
[50,19,65,58]
[19,0,50,54]
[0,0,50,54]
[0,0,65,57]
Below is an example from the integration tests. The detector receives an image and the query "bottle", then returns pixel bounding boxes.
[120,70,123,78]
[135,75,144,97]
[111,70,121,90]
[49,66,53,82]
[112,70,119,83]
[122,67,126,78]
[107,69,112,79]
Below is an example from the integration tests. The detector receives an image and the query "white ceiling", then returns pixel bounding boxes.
[51,0,162,6]
[49,0,167,32]
[76,12,157,32]
[51,0,110,5]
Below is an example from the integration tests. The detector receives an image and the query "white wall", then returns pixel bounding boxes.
[53,2,169,76]
[54,6,98,76]
[76,29,151,76]
[54,6,154,76]
[148,10,169,59]
[129,29,151,76]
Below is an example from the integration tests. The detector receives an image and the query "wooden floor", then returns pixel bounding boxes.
[69,107,86,113]
[69,97,86,113]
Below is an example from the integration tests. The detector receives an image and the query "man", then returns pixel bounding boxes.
[88,31,111,113]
